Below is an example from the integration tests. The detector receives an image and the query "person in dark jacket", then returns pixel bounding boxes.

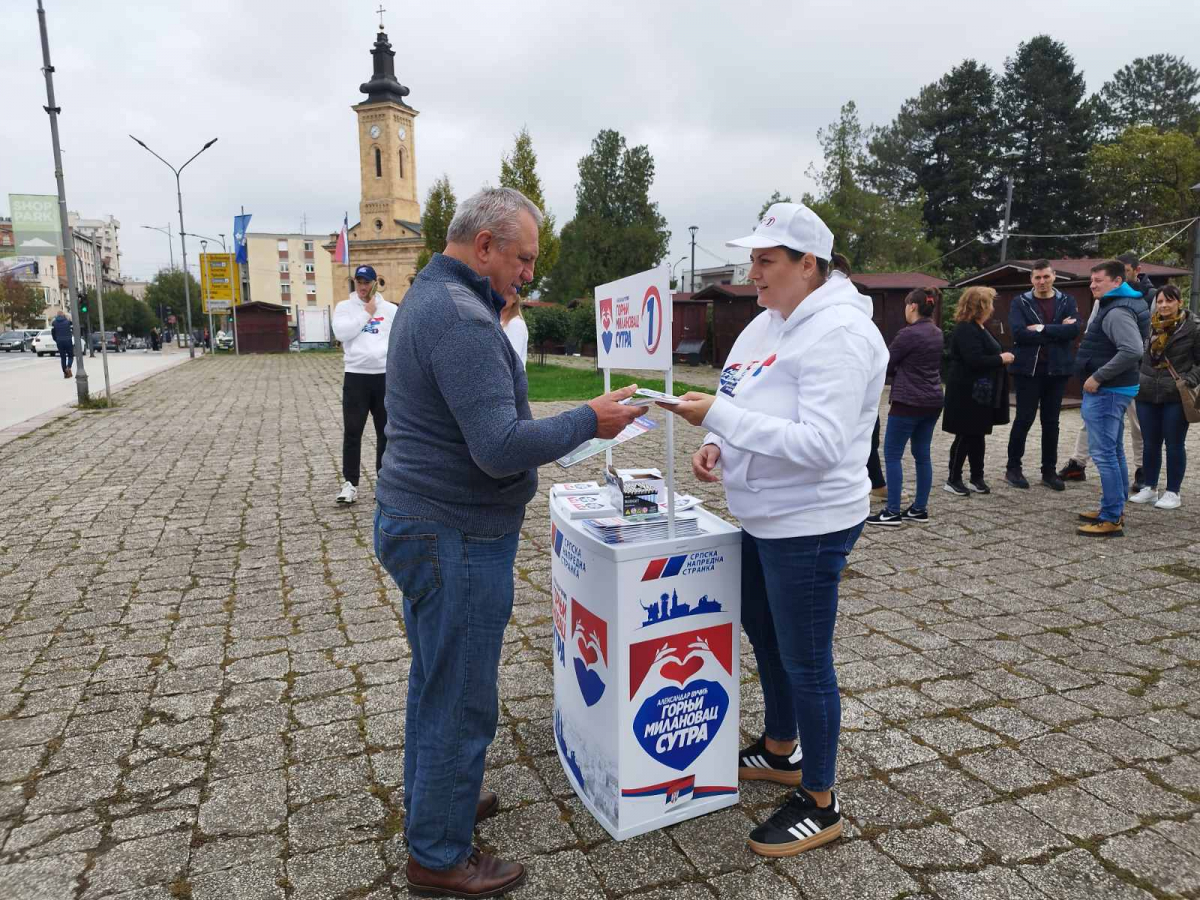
[1132,285,1199,510]
[1118,251,1158,306]
[50,312,74,378]
[942,286,1013,496]
[1075,260,1151,537]
[1005,260,1079,491]
[868,288,944,526]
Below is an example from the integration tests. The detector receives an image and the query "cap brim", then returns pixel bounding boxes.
[725,235,781,249]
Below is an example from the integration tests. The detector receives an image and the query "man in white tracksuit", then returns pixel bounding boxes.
[332,264,398,504]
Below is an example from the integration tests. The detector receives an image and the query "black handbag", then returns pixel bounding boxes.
[971,376,993,404]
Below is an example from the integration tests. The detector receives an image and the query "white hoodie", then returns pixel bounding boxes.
[332,294,398,374]
[701,274,888,538]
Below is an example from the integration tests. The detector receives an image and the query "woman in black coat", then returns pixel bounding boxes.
[942,286,1014,495]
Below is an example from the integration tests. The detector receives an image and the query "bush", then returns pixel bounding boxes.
[526,304,571,364]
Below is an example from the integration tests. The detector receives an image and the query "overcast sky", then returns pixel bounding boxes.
[3,0,1197,284]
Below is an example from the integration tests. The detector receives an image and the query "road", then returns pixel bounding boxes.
[0,344,194,434]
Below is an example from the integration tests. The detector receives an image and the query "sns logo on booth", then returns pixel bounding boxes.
[599,297,614,354]
[551,578,567,667]
[642,286,663,354]
[629,623,733,771]
[571,599,608,707]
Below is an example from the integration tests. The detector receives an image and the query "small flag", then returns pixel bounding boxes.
[335,213,350,265]
[233,214,252,264]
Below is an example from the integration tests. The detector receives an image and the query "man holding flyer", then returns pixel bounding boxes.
[374,187,641,898]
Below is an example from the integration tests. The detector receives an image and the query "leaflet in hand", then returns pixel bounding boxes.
[555,415,658,468]
[621,388,683,407]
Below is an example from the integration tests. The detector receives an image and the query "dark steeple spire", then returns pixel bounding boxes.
[359,31,411,107]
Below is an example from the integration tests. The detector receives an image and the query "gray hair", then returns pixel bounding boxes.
[446,186,543,247]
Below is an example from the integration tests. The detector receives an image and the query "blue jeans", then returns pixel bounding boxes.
[374,504,520,870]
[1081,390,1133,523]
[740,522,864,792]
[57,340,73,372]
[883,411,940,513]
[1137,400,1190,493]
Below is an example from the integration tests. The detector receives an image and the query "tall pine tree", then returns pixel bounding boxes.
[499,127,559,296]
[1097,54,1200,136]
[417,175,456,272]
[545,129,670,303]
[999,36,1095,257]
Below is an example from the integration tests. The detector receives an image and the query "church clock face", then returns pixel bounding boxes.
[398,126,406,140]
[369,125,381,139]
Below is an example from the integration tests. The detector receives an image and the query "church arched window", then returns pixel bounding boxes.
[398,149,404,179]
[374,147,382,178]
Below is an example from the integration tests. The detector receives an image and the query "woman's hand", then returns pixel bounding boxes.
[659,391,716,427]
[692,444,721,482]
[1000,352,1015,365]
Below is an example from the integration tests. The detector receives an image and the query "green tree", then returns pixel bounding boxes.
[0,273,45,328]
[863,62,1001,268]
[90,289,158,336]
[545,129,670,303]
[526,304,570,364]
[999,35,1096,257]
[758,190,792,220]
[500,127,560,296]
[803,102,942,272]
[1088,125,1200,263]
[144,268,202,333]
[417,175,457,272]
[1097,54,1200,136]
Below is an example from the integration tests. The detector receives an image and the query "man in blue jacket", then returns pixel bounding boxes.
[50,312,74,378]
[1075,260,1150,537]
[375,187,642,898]
[1005,261,1079,490]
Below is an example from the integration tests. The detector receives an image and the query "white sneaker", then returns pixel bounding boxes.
[1129,486,1158,504]
[335,481,358,504]
[1154,491,1181,510]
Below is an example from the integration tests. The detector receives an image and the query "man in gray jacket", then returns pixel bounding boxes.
[375,187,641,898]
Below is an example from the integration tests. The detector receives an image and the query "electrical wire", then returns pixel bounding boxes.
[1004,217,1199,238]
[906,237,981,274]
[1136,219,1199,261]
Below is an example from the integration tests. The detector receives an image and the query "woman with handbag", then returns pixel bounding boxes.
[942,286,1014,496]
[1131,285,1200,510]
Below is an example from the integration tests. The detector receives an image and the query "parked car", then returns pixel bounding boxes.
[0,331,27,352]
[216,331,234,350]
[20,329,41,350]
[32,329,58,356]
[127,336,147,350]
[89,331,126,352]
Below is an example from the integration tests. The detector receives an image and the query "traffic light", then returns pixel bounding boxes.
[78,290,89,316]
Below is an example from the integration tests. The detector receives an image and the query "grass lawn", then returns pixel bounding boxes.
[525,363,714,402]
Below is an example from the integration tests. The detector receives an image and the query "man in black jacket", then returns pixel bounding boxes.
[1006,261,1079,490]
[1118,251,1158,306]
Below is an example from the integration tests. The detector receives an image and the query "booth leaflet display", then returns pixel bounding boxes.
[550,265,743,841]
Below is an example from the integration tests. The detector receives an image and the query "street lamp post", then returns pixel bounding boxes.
[671,255,688,290]
[688,226,698,293]
[141,223,175,270]
[999,150,1021,263]
[129,134,218,359]
[184,232,226,252]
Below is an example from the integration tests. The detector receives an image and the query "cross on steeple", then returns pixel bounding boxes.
[376,4,386,29]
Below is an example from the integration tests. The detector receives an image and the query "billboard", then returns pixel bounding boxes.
[594,265,673,371]
[8,194,63,255]
[199,253,241,312]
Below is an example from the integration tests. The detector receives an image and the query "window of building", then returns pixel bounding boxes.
[306,283,317,294]
[303,240,313,252]
[279,262,289,273]
[398,149,404,178]
[307,297,317,308]
[277,239,288,251]
[304,263,315,274]
[280,283,291,295]
[375,147,382,178]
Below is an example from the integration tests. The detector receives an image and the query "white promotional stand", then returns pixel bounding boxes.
[550,266,743,841]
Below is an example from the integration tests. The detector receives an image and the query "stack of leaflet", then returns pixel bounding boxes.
[583,510,702,545]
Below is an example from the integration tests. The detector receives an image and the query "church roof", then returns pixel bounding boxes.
[359,31,412,107]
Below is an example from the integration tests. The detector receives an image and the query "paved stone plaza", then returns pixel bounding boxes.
[1,353,1198,900]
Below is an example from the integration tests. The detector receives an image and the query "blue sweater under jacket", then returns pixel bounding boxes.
[376,253,598,536]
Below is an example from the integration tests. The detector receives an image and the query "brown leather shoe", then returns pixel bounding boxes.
[406,849,525,898]
[1078,520,1124,537]
[475,789,498,823]
[1078,510,1124,524]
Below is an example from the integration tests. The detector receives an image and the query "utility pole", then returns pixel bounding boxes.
[1000,172,1015,263]
[93,240,111,402]
[689,225,698,293]
[1191,184,1200,316]
[37,0,88,403]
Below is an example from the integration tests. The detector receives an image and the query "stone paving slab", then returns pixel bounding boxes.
[1,354,1198,899]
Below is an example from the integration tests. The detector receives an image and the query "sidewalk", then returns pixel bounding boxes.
[0,353,1196,900]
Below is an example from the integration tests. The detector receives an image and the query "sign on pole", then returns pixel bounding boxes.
[595,266,673,371]
[8,194,63,254]
[199,253,241,313]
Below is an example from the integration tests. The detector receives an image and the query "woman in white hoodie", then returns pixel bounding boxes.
[331,264,398,505]
[661,203,888,857]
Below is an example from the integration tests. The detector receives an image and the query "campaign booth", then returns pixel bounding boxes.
[550,265,743,841]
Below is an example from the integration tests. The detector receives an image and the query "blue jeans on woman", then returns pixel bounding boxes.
[374,504,520,871]
[1137,400,1190,494]
[1081,390,1133,523]
[740,522,864,792]
[883,411,940,513]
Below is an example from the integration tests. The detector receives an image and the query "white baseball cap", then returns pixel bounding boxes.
[726,202,834,260]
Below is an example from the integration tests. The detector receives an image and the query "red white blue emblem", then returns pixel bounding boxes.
[599,297,613,354]
[571,599,608,707]
[642,286,663,354]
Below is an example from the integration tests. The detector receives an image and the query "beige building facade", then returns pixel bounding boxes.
[324,28,423,301]
[245,233,337,331]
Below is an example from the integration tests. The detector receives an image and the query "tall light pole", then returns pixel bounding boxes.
[1190,183,1200,316]
[141,224,175,270]
[999,150,1021,263]
[671,255,688,290]
[688,226,698,293]
[184,232,226,252]
[129,134,218,359]
[36,0,88,403]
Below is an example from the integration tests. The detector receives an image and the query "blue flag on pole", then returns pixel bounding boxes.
[233,214,252,263]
